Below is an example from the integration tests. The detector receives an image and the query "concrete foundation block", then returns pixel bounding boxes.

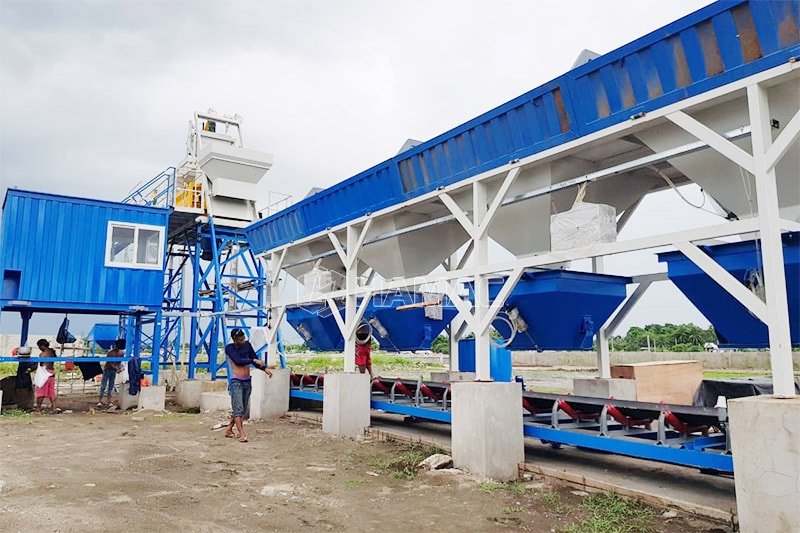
[452,381,524,481]
[322,373,371,438]
[119,383,139,411]
[137,385,166,411]
[176,379,203,409]
[572,377,637,400]
[250,368,290,420]
[429,371,476,383]
[729,396,800,533]
[200,391,231,414]
[201,380,228,393]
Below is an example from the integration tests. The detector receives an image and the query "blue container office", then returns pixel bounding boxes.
[244,0,799,255]
[1,189,170,314]
[285,291,457,352]
[658,232,800,348]
[457,338,512,382]
[469,270,631,351]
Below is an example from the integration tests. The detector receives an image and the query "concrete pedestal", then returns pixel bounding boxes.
[250,368,290,420]
[176,379,203,408]
[451,381,524,481]
[119,383,139,411]
[200,391,231,413]
[137,385,166,411]
[429,371,476,383]
[729,396,800,533]
[322,373,371,438]
[572,378,637,400]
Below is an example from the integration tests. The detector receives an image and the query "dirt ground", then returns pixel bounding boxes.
[0,392,729,533]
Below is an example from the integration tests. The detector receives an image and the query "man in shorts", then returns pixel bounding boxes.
[224,328,272,442]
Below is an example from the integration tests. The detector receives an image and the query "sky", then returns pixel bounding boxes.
[0,0,719,340]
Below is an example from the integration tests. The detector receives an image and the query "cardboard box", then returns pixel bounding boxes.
[610,360,703,405]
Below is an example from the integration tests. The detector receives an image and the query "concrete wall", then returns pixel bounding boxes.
[511,350,799,370]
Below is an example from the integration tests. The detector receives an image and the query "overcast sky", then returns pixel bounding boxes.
[0,0,718,339]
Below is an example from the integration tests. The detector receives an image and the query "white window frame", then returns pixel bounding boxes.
[105,221,165,270]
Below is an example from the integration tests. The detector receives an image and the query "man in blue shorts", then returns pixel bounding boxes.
[224,328,272,442]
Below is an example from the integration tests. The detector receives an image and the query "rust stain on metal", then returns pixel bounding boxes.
[552,87,571,133]
[732,4,762,63]
[777,9,800,47]
[697,21,724,77]
[669,36,693,88]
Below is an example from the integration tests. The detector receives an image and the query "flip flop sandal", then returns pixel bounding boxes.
[225,432,236,438]
[238,436,249,443]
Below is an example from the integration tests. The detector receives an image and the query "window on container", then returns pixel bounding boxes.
[105,222,164,269]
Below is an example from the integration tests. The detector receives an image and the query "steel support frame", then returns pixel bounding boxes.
[264,62,797,396]
[181,218,268,380]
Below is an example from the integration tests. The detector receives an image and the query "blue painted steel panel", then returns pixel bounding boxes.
[658,232,800,348]
[244,0,799,254]
[468,270,630,351]
[285,291,458,352]
[457,338,512,382]
[523,425,734,472]
[0,189,169,312]
[371,400,452,423]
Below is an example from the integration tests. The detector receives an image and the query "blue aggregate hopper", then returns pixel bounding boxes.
[244,0,799,255]
[364,291,458,352]
[285,291,458,352]
[471,270,631,351]
[286,301,347,352]
[88,323,121,351]
[1,189,170,314]
[658,232,800,348]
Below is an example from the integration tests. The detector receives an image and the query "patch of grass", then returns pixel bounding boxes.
[502,506,524,514]
[286,354,445,375]
[479,481,529,494]
[0,409,32,419]
[343,478,364,488]
[703,371,769,379]
[368,443,444,480]
[563,492,657,533]
[538,490,563,512]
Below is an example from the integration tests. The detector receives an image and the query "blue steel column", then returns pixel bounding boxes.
[188,233,202,379]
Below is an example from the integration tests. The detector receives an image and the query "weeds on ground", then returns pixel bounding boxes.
[343,478,364,488]
[369,443,445,479]
[0,409,32,419]
[563,492,657,533]
[479,481,529,494]
[286,354,445,375]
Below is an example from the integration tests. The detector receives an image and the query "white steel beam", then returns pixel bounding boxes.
[666,111,755,174]
[765,108,800,174]
[748,82,794,397]
[674,241,767,323]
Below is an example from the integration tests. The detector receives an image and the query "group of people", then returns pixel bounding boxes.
[14,338,127,414]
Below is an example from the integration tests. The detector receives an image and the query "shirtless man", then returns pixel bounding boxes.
[224,328,272,442]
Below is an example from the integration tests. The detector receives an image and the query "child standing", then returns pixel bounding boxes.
[98,339,125,408]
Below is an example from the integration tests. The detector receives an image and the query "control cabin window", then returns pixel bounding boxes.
[105,222,164,269]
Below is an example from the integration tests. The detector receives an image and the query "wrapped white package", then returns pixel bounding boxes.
[550,202,617,251]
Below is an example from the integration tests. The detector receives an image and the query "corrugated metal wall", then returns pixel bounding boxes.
[1,189,169,312]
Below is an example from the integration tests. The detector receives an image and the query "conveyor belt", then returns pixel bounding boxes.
[290,372,732,472]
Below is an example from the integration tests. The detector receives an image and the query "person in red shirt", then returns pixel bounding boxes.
[355,324,373,380]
